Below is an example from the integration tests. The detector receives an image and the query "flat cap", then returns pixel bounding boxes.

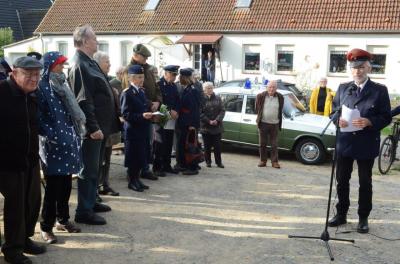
[27,51,43,61]
[164,65,180,74]
[347,48,372,68]
[132,44,151,58]
[13,56,43,69]
[179,68,194,77]
[0,58,12,73]
[128,64,144,74]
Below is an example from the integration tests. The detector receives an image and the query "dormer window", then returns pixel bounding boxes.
[144,0,160,11]
[236,0,252,8]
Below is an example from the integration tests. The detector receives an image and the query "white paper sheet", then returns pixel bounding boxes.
[340,105,362,132]
[151,111,165,116]
[164,119,176,130]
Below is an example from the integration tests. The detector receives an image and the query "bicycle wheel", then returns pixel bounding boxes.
[378,136,395,174]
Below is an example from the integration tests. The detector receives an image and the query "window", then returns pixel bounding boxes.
[367,45,387,75]
[98,42,109,54]
[57,42,68,56]
[144,0,160,10]
[328,46,348,74]
[243,44,260,72]
[236,0,252,8]
[245,97,256,114]
[276,45,294,72]
[120,41,133,66]
[220,94,243,113]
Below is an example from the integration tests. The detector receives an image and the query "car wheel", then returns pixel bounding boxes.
[295,138,326,165]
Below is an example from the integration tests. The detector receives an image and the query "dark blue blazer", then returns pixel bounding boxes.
[332,79,391,159]
[158,77,180,112]
[177,85,200,129]
[120,85,150,167]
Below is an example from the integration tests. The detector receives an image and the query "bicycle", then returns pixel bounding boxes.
[378,119,400,174]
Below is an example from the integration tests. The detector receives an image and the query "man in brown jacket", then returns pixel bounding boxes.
[255,80,284,168]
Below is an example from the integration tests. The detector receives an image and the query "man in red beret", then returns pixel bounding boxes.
[328,48,391,233]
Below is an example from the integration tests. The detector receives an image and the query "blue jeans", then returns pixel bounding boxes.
[76,138,105,217]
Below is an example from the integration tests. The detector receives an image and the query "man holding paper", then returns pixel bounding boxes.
[328,48,391,233]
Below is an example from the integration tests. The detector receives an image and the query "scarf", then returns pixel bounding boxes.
[49,72,86,136]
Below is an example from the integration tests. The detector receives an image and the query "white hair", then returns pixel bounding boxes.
[73,24,94,47]
[202,81,214,90]
[93,51,109,64]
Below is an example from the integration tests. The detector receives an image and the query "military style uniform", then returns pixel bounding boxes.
[332,79,391,218]
[120,85,151,187]
[153,76,180,173]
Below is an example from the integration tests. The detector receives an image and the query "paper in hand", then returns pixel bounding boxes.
[340,105,362,132]
[151,111,165,116]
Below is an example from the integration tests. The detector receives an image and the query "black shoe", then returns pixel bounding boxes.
[206,163,211,168]
[182,169,199,175]
[98,186,120,196]
[24,238,46,255]
[4,253,32,264]
[217,163,225,168]
[154,170,166,177]
[164,166,179,174]
[141,170,158,180]
[196,165,202,170]
[328,214,347,227]
[137,178,149,189]
[93,202,111,213]
[357,218,369,233]
[75,213,106,225]
[173,164,186,172]
[128,182,144,192]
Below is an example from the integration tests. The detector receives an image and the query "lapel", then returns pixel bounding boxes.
[354,79,372,106]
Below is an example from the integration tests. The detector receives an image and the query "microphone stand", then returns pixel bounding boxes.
[288,87,356,261]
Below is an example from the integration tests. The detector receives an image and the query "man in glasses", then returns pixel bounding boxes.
[0,56,46,264]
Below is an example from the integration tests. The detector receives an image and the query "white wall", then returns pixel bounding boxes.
[4,33,400,94]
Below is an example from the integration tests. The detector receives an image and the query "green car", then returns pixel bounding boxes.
[214,87,336,164]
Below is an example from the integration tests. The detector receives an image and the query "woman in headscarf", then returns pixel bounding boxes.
[36,51,84,244]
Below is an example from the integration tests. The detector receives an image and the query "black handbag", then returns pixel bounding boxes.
[184,129,205,165]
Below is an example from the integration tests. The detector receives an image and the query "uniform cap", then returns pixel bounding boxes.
[347,48,372,68]
[13,56,43,69]
[26,51,43,61]
[179,68,194,77]
[132,44,151,58]
[163,65,180,74]
[128,64,144,74]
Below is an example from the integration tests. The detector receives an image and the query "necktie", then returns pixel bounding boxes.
[356,86,361,97]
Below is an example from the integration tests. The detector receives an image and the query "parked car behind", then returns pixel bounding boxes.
[218,79,307,107]
[214,86,336,164]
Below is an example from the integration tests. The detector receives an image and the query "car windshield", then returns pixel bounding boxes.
[283,94,306,117]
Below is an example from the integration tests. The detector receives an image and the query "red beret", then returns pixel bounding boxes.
[346,48,372,67]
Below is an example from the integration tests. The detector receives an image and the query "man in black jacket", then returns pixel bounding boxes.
[0,56,46,264]
[68,25,120,225]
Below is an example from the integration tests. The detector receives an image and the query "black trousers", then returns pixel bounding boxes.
[335,155,374,218]
[202,133,222,165]
[0,163,41,257]
[40,174,72,232]
[99,146,112,188]
[153,128,175,171]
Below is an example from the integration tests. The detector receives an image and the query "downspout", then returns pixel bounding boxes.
[39,33,44,54]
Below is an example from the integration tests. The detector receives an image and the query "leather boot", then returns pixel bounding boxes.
[357,217,369,233]
[328,214,347,227]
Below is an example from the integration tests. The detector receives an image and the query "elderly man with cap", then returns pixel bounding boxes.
[0,58,12,80]
[120,64,152,192]
[328,48,391,233]
[128,43,161,181]
[0,56,46,264]
[153,65,181,176]
[68,24,120,225]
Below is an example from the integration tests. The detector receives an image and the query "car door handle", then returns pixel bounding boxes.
[243,119,251,122]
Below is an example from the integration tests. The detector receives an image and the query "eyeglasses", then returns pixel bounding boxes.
[19,69,41,79]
